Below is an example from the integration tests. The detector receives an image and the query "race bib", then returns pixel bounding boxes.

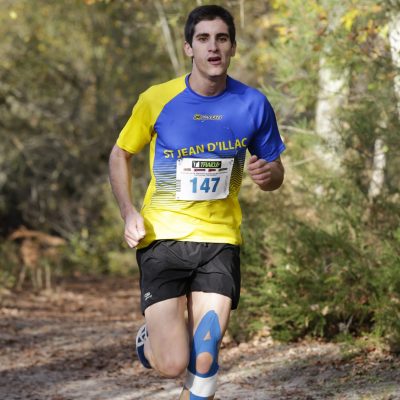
[176,158,234,201]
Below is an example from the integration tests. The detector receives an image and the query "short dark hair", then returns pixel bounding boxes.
[184,5,236,46]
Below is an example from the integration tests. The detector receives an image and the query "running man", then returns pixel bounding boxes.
[109,5,285,399]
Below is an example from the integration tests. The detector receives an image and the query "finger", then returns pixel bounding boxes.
[127,240,138,248]
[253,175,271,184]
[248,164,270,176]
[125,236,137,248]
[125,227,142,244]
[248,158,267,171]
[251,170,271,179]
[125,235,139,248]
[248,155,258,165]
[136,218,146,238]
[252,179,270,188]
[251,174,271,184]
[250,163,269,173]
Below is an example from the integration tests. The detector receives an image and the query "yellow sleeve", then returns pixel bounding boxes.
[116,76,187,154]
[116,93,154,154]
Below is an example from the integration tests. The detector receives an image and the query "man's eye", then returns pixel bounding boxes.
[218,37,228,42]
[198,37,207,42]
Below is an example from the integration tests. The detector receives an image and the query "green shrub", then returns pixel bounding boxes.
[233,172,400,349]
[0,241,19,289]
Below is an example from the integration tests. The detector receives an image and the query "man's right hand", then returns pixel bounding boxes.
[124,211,146,248]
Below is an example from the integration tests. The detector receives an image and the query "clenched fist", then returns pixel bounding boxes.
[247,155,284,191]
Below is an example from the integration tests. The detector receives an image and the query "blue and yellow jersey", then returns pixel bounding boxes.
[117,74,285,248]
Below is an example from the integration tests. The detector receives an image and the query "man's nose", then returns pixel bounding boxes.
[208,38,218,52]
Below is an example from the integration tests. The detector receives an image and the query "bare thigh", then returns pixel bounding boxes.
[188,291,232,337]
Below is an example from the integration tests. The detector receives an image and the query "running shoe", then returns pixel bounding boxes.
[135,324,152,369]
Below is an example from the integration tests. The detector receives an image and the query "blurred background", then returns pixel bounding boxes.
[0,0,399,348]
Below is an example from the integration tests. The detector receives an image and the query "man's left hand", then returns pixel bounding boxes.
[247,155,284,191]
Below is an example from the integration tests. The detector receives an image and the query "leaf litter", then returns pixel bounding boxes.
[0,277,399,400]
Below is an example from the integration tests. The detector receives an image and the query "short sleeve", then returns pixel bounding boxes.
[116,93,154,154]
[247,97,285,162]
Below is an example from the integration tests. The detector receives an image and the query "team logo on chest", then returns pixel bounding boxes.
[193,114,223,121]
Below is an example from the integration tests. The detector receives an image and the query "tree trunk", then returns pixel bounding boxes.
[315,56,348,166]
[368,9,400,201]
[389,9,400,118]
[314,5,349,169]
[368,138,387,201]
[154,0,184,76]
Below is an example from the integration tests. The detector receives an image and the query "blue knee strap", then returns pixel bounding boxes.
[187,310,221,399]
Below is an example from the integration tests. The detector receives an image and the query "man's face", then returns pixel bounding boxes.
[184,18,236,79]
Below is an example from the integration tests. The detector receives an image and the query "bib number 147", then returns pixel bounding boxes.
[190,177,220,193]
[175,157,233,200]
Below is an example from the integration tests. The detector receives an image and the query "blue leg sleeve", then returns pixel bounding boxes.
[185,310,221,399]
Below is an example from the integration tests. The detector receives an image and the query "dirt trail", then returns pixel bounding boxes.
[0,277,399,400]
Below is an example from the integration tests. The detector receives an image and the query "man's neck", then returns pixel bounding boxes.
[188,72,227,97]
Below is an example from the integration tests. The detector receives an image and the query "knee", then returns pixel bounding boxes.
[156,355,188,378]
[196,351,214,375]
[188,310,221,376]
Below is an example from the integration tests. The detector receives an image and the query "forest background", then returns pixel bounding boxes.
[1,0,399,349]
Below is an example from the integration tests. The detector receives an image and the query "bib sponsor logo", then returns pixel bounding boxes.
[192,160,222,169]
[193,114,223,121]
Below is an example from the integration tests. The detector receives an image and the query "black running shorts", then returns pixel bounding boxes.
[136,240,241,314]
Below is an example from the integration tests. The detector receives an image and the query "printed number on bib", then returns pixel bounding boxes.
[176,158,234,201]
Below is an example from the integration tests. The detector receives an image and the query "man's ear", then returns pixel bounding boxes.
[184,41,193,57]
[231,42,237,57]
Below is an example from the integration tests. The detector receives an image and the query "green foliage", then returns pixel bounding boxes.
[60,184,138,277]
[231,0,400,347]
[0,0,173,238]
[234,167,400,346]
[0,241,19,289]
[369,229,400,351]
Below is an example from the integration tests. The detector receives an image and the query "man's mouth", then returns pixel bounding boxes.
[208,56,222,65]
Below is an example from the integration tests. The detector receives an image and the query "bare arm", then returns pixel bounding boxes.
[247,155,284,191]
[108,144,145,248]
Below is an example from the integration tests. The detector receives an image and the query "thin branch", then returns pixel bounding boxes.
[239,0,245,29]
[280,125,315,135]
[154,0,182,75]
[287,156,318,167]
